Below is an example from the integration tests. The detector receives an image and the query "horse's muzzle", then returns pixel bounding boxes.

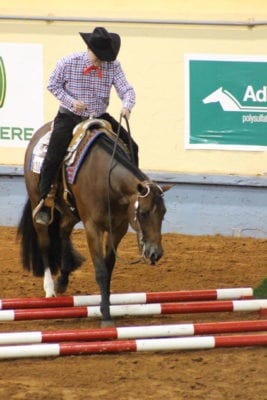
[145,245,163,265]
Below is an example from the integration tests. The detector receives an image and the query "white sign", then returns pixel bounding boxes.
[0,43,43,148]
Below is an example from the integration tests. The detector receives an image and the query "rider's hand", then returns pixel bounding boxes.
[72,100,87,113]
[121,108,131,120]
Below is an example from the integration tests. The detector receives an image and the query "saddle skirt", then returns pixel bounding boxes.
[31,118,129,184]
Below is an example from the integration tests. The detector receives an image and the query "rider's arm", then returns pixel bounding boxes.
[112,61,136,114]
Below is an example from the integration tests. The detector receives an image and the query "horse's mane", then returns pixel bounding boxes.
[96,134,148,182]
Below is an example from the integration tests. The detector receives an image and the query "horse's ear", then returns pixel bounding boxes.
[160,184,173,192]
[137,183,148,196]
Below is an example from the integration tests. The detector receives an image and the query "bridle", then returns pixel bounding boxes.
[134,182,164,258]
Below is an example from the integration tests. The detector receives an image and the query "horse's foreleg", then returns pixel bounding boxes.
[105,251,116,289]
[95,260,113,326]
[86,224,127,326]
[85,227,114,325]
[98,249,117,326]
[98,228,127,326]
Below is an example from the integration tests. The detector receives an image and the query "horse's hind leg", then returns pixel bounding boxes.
[18,196,57,297]
[43,263,56,297]
[56,223,85,293]
[35,225,57,297]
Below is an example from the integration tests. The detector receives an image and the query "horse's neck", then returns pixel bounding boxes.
[113,170,141,197]
[109,156,147,194]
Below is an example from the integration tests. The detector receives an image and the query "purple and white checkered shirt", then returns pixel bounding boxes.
[47,52,136,118]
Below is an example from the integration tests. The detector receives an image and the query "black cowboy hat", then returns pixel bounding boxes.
[79,27,121,62]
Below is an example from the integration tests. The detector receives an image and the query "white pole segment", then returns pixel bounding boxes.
[0,331,42,345]
[233,299,267,311]
[216,288,253,300]
[117,324,195,339]
[136,336,216,351]
[74,295,101,307]
[87,304,162,317]
[74,293,147,306]
[0,344,60,359]
[110,293,147,305]
[0,310,15,321]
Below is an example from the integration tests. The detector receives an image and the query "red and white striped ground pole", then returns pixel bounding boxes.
[0,334,267,359]
[0,299,266,322]
[0,287,253,310]
[0,319,266,345]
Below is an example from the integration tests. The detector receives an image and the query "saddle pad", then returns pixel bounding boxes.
[31,130,52,173]
[66,131,103,184]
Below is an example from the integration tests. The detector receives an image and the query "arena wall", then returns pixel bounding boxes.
[1,0,267,175]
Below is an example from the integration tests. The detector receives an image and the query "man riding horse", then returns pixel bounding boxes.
[33,26,139,226]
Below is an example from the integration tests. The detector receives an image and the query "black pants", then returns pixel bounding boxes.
[38,110,139,199]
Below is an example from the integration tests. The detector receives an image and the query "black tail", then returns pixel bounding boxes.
[17,198,62,277]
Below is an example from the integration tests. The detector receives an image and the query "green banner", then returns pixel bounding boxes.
[0,57,6,108]
[186,56,267,150]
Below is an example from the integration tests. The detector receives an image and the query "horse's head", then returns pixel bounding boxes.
[130,181,171,265]
[202,87,223,104]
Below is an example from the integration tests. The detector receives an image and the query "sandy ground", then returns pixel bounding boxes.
[0,226,266,400]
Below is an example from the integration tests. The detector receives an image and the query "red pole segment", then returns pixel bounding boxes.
[215,335,267,347]
[0,296,75,309]
[194,319,267,335]
[59,340,137,355]
[161,301,234,314]
[14,306,89,321]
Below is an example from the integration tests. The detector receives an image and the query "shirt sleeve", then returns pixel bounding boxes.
[113,61,136,111]
[47,57,75,109]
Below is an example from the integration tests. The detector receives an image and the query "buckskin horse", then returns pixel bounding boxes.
[17,118,170,326]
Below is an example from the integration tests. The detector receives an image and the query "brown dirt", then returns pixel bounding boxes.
[0,226,266,400]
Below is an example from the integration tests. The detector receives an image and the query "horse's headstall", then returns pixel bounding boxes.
[134,182,163,221]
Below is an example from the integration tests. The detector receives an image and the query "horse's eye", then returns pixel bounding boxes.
[138,210,149,219]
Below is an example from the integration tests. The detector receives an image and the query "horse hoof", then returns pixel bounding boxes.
[101,320,115,328]
[45,290,56,298]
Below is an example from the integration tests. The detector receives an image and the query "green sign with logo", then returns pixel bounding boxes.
[185,55,267,150]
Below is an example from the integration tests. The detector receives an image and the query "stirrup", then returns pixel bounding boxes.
[32,199,54,226]
[32,184,57,225]
[32,199,45,221]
